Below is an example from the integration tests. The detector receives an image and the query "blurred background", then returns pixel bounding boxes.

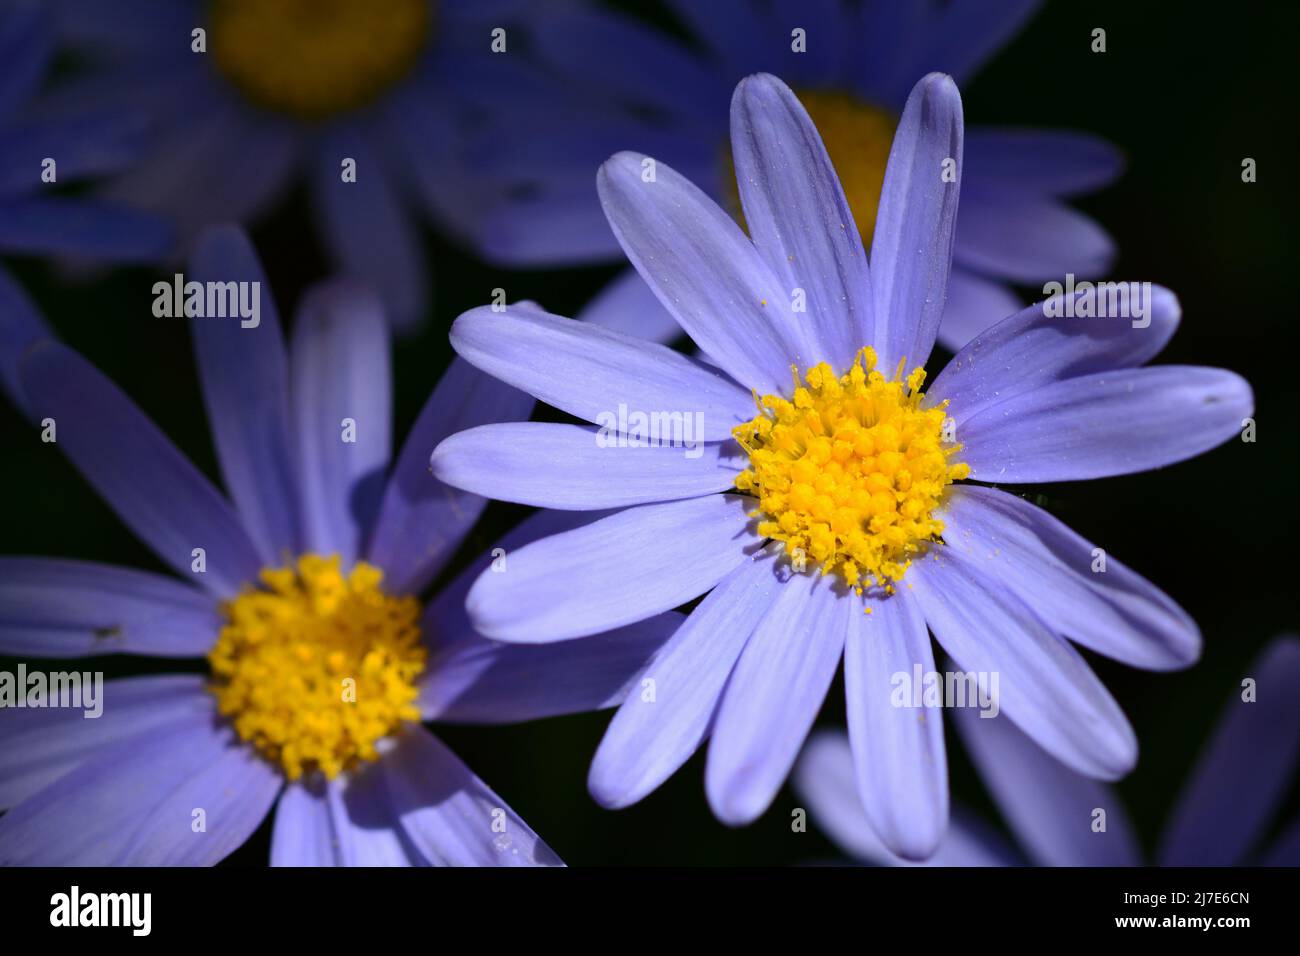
[1,0,1296,865]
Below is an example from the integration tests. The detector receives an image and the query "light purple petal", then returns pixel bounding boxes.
[928,284,1182,425]
[366,358,533,596]
[270,781,339,867]
[730,74,871,371]
[432,422,743,510]
[939,485,1200,670]
[0,710,278,865]
[869,73,963,374]
[0,557,218,658]
[0,196,172,262]
[706,569,850,825]
[451,303,753,442]
[576,268,683,345]
[952,701,1141,866]
[598,151,808,395]
[290,280,392,567]
[466,494,758,643]
[188,224,300,563]
[910,547,1138,780]
[588,545,785,809]
[1158,637,1300,866]
[323,764,423,866]
[793,730,1022,866]
[0,674,210,809]
[381,726,563,866]
[844,590,948,860]
[958,366,1253,483]
[18,341,262,597]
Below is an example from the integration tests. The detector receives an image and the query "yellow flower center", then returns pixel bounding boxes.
[208,554,426,780]
[726,89,896,243]
[210,0,433,120]
[733,348,968,594]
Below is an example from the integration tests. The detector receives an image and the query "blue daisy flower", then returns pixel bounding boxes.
[43,0,565,333]
[0,225,678,866]
[795,636,1300,866]
[430,73,1252,860]
[473,0,1122,351]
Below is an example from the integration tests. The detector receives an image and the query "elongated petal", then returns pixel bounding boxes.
[913,0,1042,85]
[589,545,785,808]
[0,196,172,262]
[367,358,534,596]
[1158,637,1300,865]
[433,423,742,510]
[0,713,278,865]
[0,266,54,419]
[188,224,300,563]
[955,188,1114,282]
[425,611,681,726]
[0,557,218,658]
[19,341,262,597]
[910,547,1137,780]
[794,731,1021,866]
[958,366,1253,483]
[928,285,1182,425]
[965,127,1124,197]
[324,764,423,865]
[598,151,808,394]
[313,128,426,334]
[706,570,850,825]
[0,675,210,809]
[291,280,391,566]
[869,73,963,373]
[952,701,1140,866]
[940,486,1199,670]
[467,494,758,643]
[270,782,335,866]
[452,304,752,442]
[730,74,870,370]
[845,591,948,859]
[381,727,563,866]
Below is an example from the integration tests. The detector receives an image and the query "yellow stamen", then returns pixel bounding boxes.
[208,554,425,780]
[733,348,969,594]
[211,0,432,120]
[725,89,896,243]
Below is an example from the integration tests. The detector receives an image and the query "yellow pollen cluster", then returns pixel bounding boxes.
[208,554,426,780]
[211,0,432,120]
[733,348,969,594]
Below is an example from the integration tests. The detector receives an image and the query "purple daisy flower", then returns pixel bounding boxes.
[473,0,1121,351]
[430,73,1253,860]
[795,636,1300,867]
[0,225,678,866]
[41,0,567,333]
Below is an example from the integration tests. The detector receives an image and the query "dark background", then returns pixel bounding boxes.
[2,0,1296,865]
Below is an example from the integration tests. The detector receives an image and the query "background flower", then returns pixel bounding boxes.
[40,0,571,333]
[472,0,1122,351]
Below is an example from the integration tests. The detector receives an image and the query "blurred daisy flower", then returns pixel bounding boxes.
[0,225,678,866]
[474,0,1122,351]
[43,0,567,333]
[795,636,1300,866]
[0,0,172,401]
[431,73,1252,859]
